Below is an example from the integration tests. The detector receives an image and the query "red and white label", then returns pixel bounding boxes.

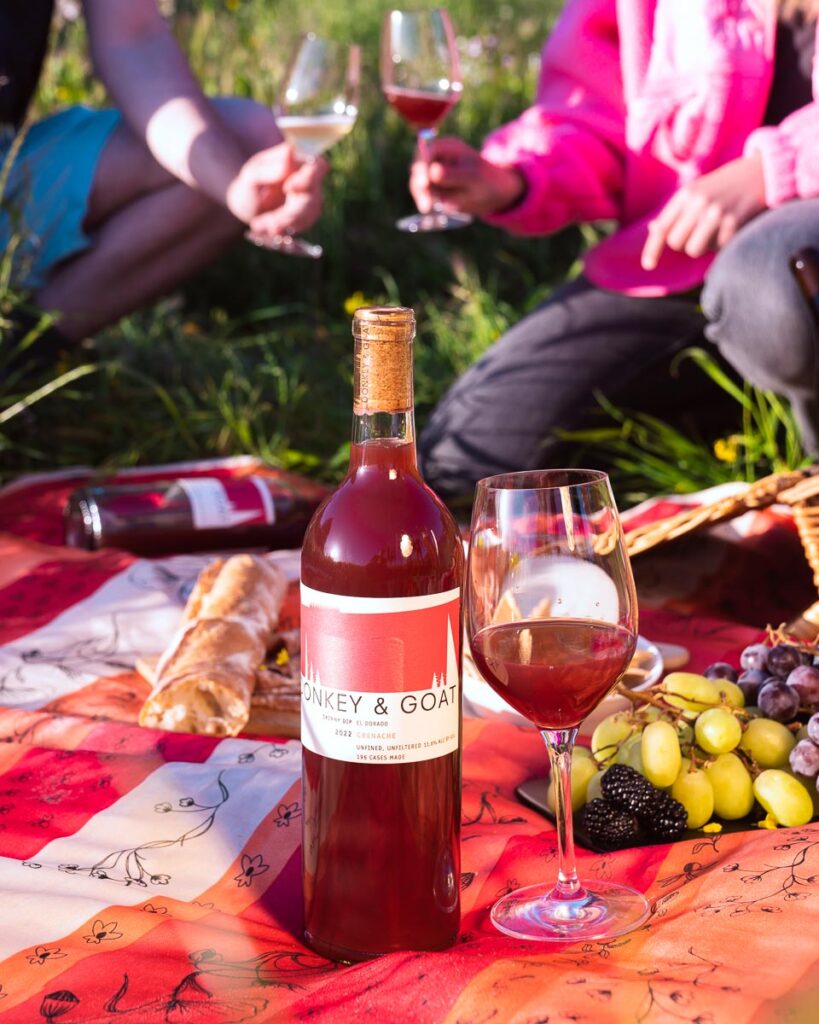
[178,477,275,530]
[300,584,461,764]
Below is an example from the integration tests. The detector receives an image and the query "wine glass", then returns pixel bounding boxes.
[466,469,650,941]
[248,34,360,259]
[380,8,472,232]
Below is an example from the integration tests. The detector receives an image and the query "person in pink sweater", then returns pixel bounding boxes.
[413,0,819,499]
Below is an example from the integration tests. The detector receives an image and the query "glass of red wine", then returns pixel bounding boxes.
[380,8,472,232]
[466,469,650,941]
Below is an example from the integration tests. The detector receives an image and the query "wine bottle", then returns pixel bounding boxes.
[790,247,819,327]
[64,473,326,556]
[300,306,463,962]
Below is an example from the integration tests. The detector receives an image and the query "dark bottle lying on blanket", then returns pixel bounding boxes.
[64,473,326,556]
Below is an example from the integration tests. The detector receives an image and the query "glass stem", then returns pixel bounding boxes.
[417,127,444,214]
[278,153,316,243]
[543,727,585,901]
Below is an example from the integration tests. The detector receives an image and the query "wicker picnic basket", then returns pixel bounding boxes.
[623,467,819,639]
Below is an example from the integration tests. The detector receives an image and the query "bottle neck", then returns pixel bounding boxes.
[350,307,417,474]
[349,410,419,473]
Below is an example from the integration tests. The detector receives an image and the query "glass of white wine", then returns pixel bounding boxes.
[249,34,360,259]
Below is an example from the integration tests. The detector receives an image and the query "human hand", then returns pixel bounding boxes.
[409,136,526,218]
[225,144,328,237]
[641,154,766,270]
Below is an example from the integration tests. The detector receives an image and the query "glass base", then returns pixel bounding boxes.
[245,231,323,259]
[491,880,650,942]
[396,210,473,233]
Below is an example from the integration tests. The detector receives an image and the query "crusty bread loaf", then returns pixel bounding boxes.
[136,627,301,738]
[181,558,225,622]
[139,554,287,736]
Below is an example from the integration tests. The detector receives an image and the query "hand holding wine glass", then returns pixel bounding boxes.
[467,469,649,941]
[380,8,472,232]
[230,143,326,239]
[408,136,526,218]
[248,34,360,259]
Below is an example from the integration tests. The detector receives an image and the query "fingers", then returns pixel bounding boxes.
[409,159,434,214]
[681,202,723,258]
[283,156,328,194]
[717,212,739,249]
[241,141,298,185]
[244,149,327,237]
[641,192,727,269]
[664,201,705,254]
[409,135,479,208]
[420,137,480,189]
[420,136,480,163]
[427,157,480,191]
[409,140,483,215]
[641,194,682,271]
[250,174,324,237]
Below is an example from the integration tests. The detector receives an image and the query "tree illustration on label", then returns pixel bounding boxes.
[301,598,457,692]
[300,589,460,764]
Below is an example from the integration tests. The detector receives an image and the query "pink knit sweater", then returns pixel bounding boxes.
[482,0,819,296]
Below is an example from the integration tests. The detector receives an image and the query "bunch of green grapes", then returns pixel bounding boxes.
[557,669,816,833]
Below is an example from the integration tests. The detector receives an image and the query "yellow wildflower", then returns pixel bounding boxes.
[713,435,742,463]
[702,822,723,833]
[344,291,376,317]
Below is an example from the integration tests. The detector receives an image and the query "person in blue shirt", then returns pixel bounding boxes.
[0,0,326,363]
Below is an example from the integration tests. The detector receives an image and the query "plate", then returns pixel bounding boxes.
[462,635,663,734]
[516,777,756,852]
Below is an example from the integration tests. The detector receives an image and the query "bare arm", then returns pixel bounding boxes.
[82,0,265,222]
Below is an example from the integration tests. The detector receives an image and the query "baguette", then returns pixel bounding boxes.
[139,554,286,736]
[136,628,301,738]
[181,558,225,622]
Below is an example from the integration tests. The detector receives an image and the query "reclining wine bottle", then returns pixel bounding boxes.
[300,306,463,961]
[790,247,819,327]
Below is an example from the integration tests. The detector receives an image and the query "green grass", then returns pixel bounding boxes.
[559,348,811,505]
[0,0,809,497]
[3,0,572,481]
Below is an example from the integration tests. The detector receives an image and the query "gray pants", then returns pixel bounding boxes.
[418,199,819,500]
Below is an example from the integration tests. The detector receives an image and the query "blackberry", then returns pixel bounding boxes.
[601,764,657,816]
[582,798,640,850]
[601,764,688,841]
[643,792,688,841]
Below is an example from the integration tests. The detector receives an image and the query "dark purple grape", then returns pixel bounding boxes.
[737,668,767,704]
[703,661,739,683]
[757,680,800,723]
[787,665,819,706]
[808,713,819,744]
[740,643,770,673]
[766,644,804,679]
[790,738,819,777]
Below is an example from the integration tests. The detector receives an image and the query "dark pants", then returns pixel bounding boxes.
[418,199,819,499]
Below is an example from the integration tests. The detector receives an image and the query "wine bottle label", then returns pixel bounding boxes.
[178,477,275,530]
[300,584,461,764]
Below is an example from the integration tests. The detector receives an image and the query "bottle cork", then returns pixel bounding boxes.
[352,307,415,415]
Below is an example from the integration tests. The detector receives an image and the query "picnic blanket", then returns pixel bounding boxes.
[0,458,816,1024]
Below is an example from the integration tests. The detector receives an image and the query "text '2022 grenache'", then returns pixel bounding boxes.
[300,306,463,962]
